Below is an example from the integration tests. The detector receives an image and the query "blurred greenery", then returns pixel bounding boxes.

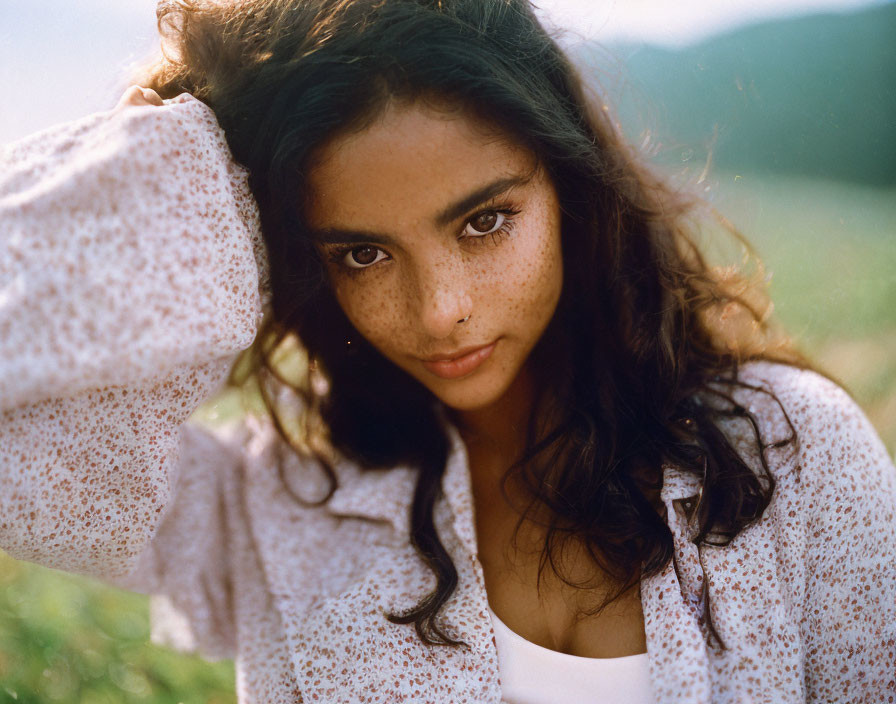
[0,554,235,704]
[709,170,896,449]
[2,6,894,702]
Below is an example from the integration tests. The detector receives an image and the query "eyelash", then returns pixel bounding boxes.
[325,204,522,273]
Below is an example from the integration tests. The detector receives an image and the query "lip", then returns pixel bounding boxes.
[420,341,497,379]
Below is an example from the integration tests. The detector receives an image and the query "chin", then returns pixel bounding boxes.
[434,389,500,412]
[423,370,519,413]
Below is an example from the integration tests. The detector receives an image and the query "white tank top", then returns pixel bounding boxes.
[488,606,654,704]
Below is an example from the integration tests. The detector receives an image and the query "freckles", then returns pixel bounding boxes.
[509,226,562,306]
[350,296,392,331]
[336,277,411,352]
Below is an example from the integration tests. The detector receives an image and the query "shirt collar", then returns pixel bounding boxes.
[661,463,704,503]
[323,421,702,550]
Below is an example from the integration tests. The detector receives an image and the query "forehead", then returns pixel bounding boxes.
[305,99,538,228]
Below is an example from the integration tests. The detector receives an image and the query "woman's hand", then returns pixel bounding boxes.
[114,85,164,110]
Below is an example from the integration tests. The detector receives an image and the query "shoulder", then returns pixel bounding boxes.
[735,361,893,473]
[731,360,857,436]
[737,360,858,426]
[732,360,896,525]
[699,361,895,523]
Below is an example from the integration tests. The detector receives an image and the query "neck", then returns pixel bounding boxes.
[448,364,539,484]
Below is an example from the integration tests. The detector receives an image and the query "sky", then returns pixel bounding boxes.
[535,0,887,45]
[0,0,888,143]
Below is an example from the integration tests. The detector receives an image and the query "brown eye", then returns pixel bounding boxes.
[465,211,506,237]
[343,245,387,269]
[351,246,377,265]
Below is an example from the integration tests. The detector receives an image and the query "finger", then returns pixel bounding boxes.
[115,85,163,111]
[140,88,164,106]
[115,85,146,110]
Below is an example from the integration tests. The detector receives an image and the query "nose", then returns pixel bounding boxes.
[415,255,473,340]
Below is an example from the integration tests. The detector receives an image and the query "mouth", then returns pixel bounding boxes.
[420,340,498,380]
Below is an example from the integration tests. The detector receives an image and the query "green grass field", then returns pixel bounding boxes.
[708,171,896,450]
[1,173,894,702]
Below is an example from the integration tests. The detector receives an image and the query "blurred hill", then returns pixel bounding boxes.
[575,2,896,185]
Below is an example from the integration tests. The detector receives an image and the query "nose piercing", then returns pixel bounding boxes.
[458,315,471,323]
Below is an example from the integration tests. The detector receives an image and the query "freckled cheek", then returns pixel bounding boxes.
[333,278,412,351]
[477,223,563,317]
[526,211,564,308]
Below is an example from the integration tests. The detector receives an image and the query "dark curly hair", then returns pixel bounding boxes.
[135,0,807,649]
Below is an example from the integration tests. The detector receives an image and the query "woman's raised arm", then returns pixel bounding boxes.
[0,92,267,583]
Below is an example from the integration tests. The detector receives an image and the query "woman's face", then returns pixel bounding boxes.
[306,99,563,412]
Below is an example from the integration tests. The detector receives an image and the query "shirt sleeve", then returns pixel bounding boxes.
[0,92,266,609]
[764,366,896,700]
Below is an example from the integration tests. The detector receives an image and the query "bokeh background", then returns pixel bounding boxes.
[1,0,894,701]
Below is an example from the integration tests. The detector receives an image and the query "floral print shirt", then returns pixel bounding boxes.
[1,94,894,703]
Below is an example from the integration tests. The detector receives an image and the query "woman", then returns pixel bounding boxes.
[1,0,894,701]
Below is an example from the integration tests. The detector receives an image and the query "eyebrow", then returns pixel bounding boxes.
[309,173,534,245]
